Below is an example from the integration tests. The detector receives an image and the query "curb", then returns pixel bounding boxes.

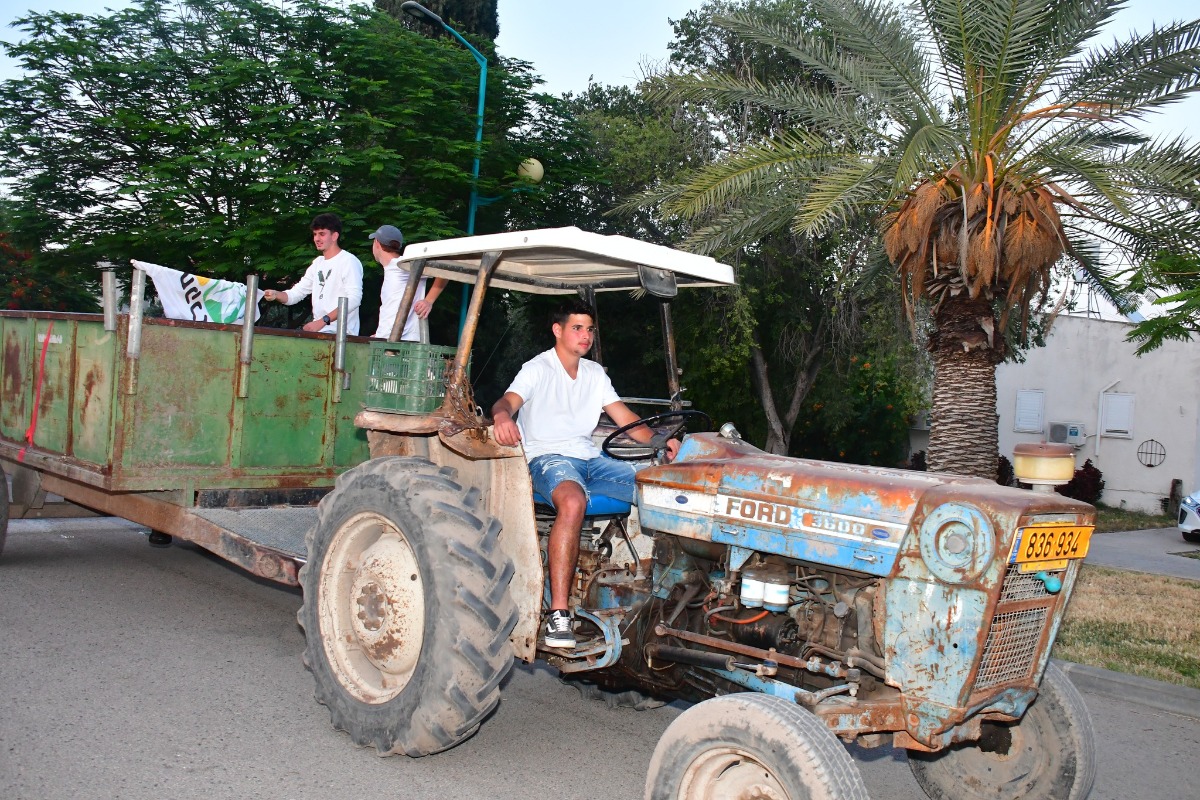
[1055,659,1200,721]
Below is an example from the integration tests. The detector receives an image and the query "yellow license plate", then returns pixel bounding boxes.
[1011,524,1093,566]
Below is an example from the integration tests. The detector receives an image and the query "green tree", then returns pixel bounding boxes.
[647,0,1200,477]
[0,0,531,292]
[376,0,499,40]
[618,0,921,456]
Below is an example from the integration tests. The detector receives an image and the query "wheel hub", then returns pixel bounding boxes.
[319,513,426,704]
[684,749,788,800]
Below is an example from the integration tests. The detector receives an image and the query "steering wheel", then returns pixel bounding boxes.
[601,410,713,462]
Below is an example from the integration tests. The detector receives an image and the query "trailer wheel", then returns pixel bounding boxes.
[0,460,9,560]
[297,457,517,756]
[908,662,1096,800]
[645,693,868,800]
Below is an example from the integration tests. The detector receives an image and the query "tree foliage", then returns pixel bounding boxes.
[641,0,1200,476]
[0,0,534,292]
[375,0,499,41]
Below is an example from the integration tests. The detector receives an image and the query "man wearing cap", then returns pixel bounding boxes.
[262,212,363,335]
[368,224,448,341]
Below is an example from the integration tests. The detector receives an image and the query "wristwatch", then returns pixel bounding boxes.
[322,314,332,326]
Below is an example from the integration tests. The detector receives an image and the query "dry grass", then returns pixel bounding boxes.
[1093,503,1176,533]
[1053,565,1200,689]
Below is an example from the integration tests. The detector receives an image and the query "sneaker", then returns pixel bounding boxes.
[544,610,576,649]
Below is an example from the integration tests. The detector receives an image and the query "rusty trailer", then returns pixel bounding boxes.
[0,270,371,583]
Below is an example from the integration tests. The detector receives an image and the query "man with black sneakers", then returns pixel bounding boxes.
[491,299,679,649]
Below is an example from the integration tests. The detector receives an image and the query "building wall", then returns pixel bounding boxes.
[995,315,1200,513]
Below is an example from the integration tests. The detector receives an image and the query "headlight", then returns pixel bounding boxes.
[1183,495,1199,510]
[919,503,995,584]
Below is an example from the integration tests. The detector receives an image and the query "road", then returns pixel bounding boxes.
[2,517,1199,800]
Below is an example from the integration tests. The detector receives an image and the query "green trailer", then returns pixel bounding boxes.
[0,270,372,583]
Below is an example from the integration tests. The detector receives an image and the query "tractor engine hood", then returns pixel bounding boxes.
[635,432,1088,577]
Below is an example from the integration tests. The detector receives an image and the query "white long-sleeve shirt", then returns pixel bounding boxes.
[282,249,363,334]
[374,256,426,340]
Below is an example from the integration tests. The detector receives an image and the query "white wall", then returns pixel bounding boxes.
[995,315,1200,513]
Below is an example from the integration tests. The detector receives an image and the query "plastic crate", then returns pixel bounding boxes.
[364,341,458,414]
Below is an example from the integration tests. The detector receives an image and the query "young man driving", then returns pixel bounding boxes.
[491,299,679,649]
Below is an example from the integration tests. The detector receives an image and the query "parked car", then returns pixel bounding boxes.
[1180,491,1200,543]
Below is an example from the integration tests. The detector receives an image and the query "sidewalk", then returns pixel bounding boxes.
[1061,525,1200,720]
[1086,526,1200,581]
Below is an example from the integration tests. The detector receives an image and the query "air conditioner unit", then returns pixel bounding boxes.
[1048,421,1087,447]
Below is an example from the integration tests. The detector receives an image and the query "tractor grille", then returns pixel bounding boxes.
[972,564,1070,692]
[974,606,1048,689]
[998,571,1052,603]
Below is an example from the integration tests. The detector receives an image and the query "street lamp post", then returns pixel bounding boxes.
[400,1,486,237]
[401,2,487,331]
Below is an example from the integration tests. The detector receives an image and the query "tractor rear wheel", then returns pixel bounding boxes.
[645,693,868,800]
[908,661,1096,800]
[297,457,517,756]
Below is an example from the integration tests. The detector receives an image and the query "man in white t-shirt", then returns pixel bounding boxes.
[491,298,680,650]
[367,224,425,341]
[262,212,363,335]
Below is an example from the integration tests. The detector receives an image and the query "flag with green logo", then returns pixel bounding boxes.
[133,260,263,323]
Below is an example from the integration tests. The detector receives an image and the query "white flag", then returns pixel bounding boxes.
[132,260,263,324]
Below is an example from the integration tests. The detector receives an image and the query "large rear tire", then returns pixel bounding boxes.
[908,661,1096,800]
[297,457,517,756]
[645,693,868,800]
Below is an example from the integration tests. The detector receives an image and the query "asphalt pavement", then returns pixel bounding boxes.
[1086,525,1200,581]
[3,516,1200,799]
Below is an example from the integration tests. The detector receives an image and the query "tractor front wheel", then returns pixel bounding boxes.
[297,457,517,756]
[645,693,868,800]
[908,662,1096,800]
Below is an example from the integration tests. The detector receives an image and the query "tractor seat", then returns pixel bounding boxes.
[532,492,632,518]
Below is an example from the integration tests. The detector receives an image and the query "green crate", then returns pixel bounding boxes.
[364,341,458,414]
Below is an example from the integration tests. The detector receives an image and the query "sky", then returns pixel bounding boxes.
[0,0,1196,137]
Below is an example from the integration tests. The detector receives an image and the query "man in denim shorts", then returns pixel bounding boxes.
[491,298,678,649]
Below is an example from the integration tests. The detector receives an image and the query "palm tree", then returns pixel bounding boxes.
[648,0,1200,478]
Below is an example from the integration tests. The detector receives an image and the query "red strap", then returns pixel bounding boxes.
[18,320,54,463]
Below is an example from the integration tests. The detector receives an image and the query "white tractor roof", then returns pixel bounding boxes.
[398,227,736,294]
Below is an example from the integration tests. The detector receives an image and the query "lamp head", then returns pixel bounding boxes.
[400,1,444,26]
[517,158,544,184]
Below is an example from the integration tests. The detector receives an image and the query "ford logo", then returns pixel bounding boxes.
[675,495,688,504]
[870,528,890,540]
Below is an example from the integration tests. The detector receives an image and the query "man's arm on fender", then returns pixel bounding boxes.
[491,392,525,446]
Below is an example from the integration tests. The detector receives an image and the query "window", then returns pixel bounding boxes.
[1100,393,1135,438]
[1014,390,1044,433]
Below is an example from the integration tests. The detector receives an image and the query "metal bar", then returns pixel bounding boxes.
[237,274,257,399]
[125,267,146,395]
[449,251,503,383]
[580,287,602,365]
[655,622,813,671]
[659,302,682,411]
[389,259,428,342]
[102,270,117,331]
[36,472,301,586]
[646,643,736,671]
[333,296,348,403]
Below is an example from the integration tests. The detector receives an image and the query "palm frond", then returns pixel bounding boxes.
[794,156,890,236]
[1055,19,1200,116]
[660,71,881,142]
[658,132,833,219]
[714,6,932,114]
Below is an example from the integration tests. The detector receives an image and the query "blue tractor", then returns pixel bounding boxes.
[297,229,1096,800]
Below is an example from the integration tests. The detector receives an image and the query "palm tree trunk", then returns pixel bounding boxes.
[927,297,1000,479]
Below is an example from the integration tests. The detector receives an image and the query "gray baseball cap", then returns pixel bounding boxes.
[368,224,404,250]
